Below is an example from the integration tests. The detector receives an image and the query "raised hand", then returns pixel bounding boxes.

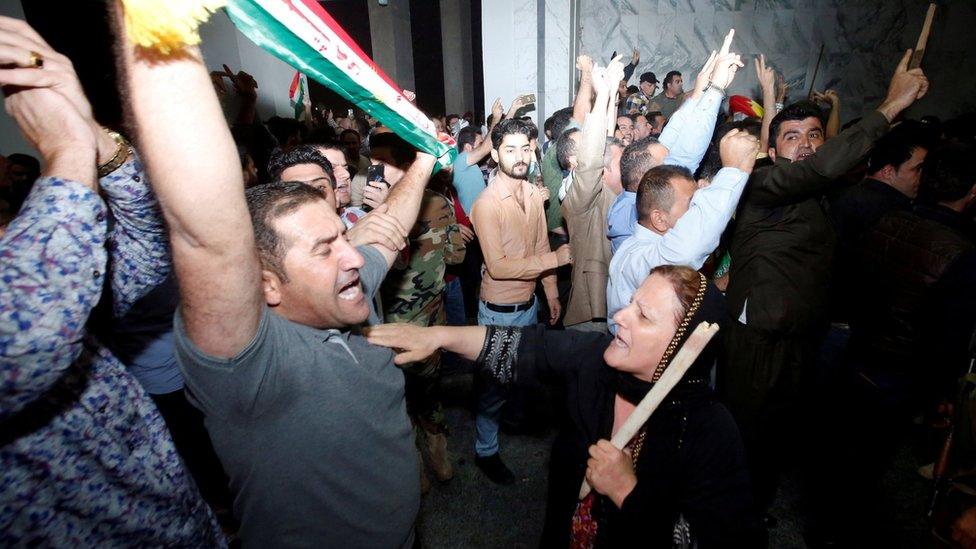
[707,29,744,90]
[878,49,929,122]
[630,48,640,65]
[719,128,760,173]
[606,54,627,86]
[755,54,775,95]
[491,97,504,123]
[458,223,475,243]
[0,16,94,123]
[693,50,719,97]
[811,89,839,107]
[363,179,392,210]
[576,54,594,74]
[222,64,258,99]
[591,65,611,96]
[775,71,788,102]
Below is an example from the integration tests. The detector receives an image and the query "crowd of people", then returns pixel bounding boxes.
[3,7,976,549]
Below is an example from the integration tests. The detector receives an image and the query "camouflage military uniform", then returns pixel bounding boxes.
[382,189,466,430]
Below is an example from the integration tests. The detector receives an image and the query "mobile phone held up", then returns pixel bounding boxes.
[362,164,389,212]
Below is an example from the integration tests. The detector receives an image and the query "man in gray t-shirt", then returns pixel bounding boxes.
[175,246,417,547]
[121,38,440,548]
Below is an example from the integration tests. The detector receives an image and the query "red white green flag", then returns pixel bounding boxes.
[289,70,311,120]
[225,0,456,170]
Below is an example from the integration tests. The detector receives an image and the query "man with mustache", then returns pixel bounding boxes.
[116,12,438,544]
[468,118,572,484]
[722,50,930,519]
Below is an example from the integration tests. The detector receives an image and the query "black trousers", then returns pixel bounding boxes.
[151,390,233,511]
[720,320,828,510]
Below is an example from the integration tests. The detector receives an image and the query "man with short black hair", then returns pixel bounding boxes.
[647,111,665,137]
[632,113,652,140]
[120,29,436,546]
[540,57,594,236]
[267,144,337,209]
[615,115,635,146]
[453,100,501,215]
[825,144,976,544]
[722,51,930,515]
[606,129,757,332]
[651,70,684,120]
[833,131,928,243]
[469,117,572,483]
[830,131,929,318]
[606,36,744,253]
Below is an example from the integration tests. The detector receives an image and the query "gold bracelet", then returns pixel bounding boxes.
[97,130,131,178]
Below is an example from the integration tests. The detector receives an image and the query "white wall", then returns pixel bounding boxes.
[0,5,300,160]
[199,10,299,121]
[482,0,575,145]
[485,0,976,128]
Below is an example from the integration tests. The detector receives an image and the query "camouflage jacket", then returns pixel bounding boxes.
[382,189,466,325]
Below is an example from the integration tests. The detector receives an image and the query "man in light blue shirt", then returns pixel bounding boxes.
[607,77,727,253]
[453,126,493,215]
[606,128,759,333]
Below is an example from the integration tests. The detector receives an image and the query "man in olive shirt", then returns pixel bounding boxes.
[650,70,684,120]
[722,50,930,511]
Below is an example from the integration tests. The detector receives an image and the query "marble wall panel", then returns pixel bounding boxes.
[543,0,573,119]
[485,0,975,133]
[569,0,976,121]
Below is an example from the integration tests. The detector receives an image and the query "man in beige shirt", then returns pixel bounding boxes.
[469,118,571,483]
[561,58,627,333]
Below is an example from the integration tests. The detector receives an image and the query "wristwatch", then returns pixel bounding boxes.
[97,129,131,178]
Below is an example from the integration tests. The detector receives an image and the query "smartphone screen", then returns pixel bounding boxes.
[366,163,385,184]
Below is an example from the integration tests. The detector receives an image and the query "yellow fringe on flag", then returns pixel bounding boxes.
[122,0,226,54]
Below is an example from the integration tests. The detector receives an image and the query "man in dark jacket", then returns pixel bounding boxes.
[815,143,976,544]
[830,130,928,319]
[721,50,929,512]
[854,142,976,406]
[833,130,928,245]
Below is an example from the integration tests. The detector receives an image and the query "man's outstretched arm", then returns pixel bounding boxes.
[115,11,262,359]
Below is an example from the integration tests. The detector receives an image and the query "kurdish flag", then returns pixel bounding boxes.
[225,0,456,170]
[289,70,311,120]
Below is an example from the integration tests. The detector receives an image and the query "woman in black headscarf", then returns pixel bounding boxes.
[367,265,763,547]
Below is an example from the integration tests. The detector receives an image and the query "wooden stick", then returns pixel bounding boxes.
[909,3,937,70]
[579,321,721,500]
[807,43,825,100]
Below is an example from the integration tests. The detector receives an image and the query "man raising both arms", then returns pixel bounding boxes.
[116,8,437,547]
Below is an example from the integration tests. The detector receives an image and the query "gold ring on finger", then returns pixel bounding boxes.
[28,50,43,69]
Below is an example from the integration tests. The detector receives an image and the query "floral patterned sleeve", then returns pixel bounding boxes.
[0,178,107,418]
[99,152,171,318]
